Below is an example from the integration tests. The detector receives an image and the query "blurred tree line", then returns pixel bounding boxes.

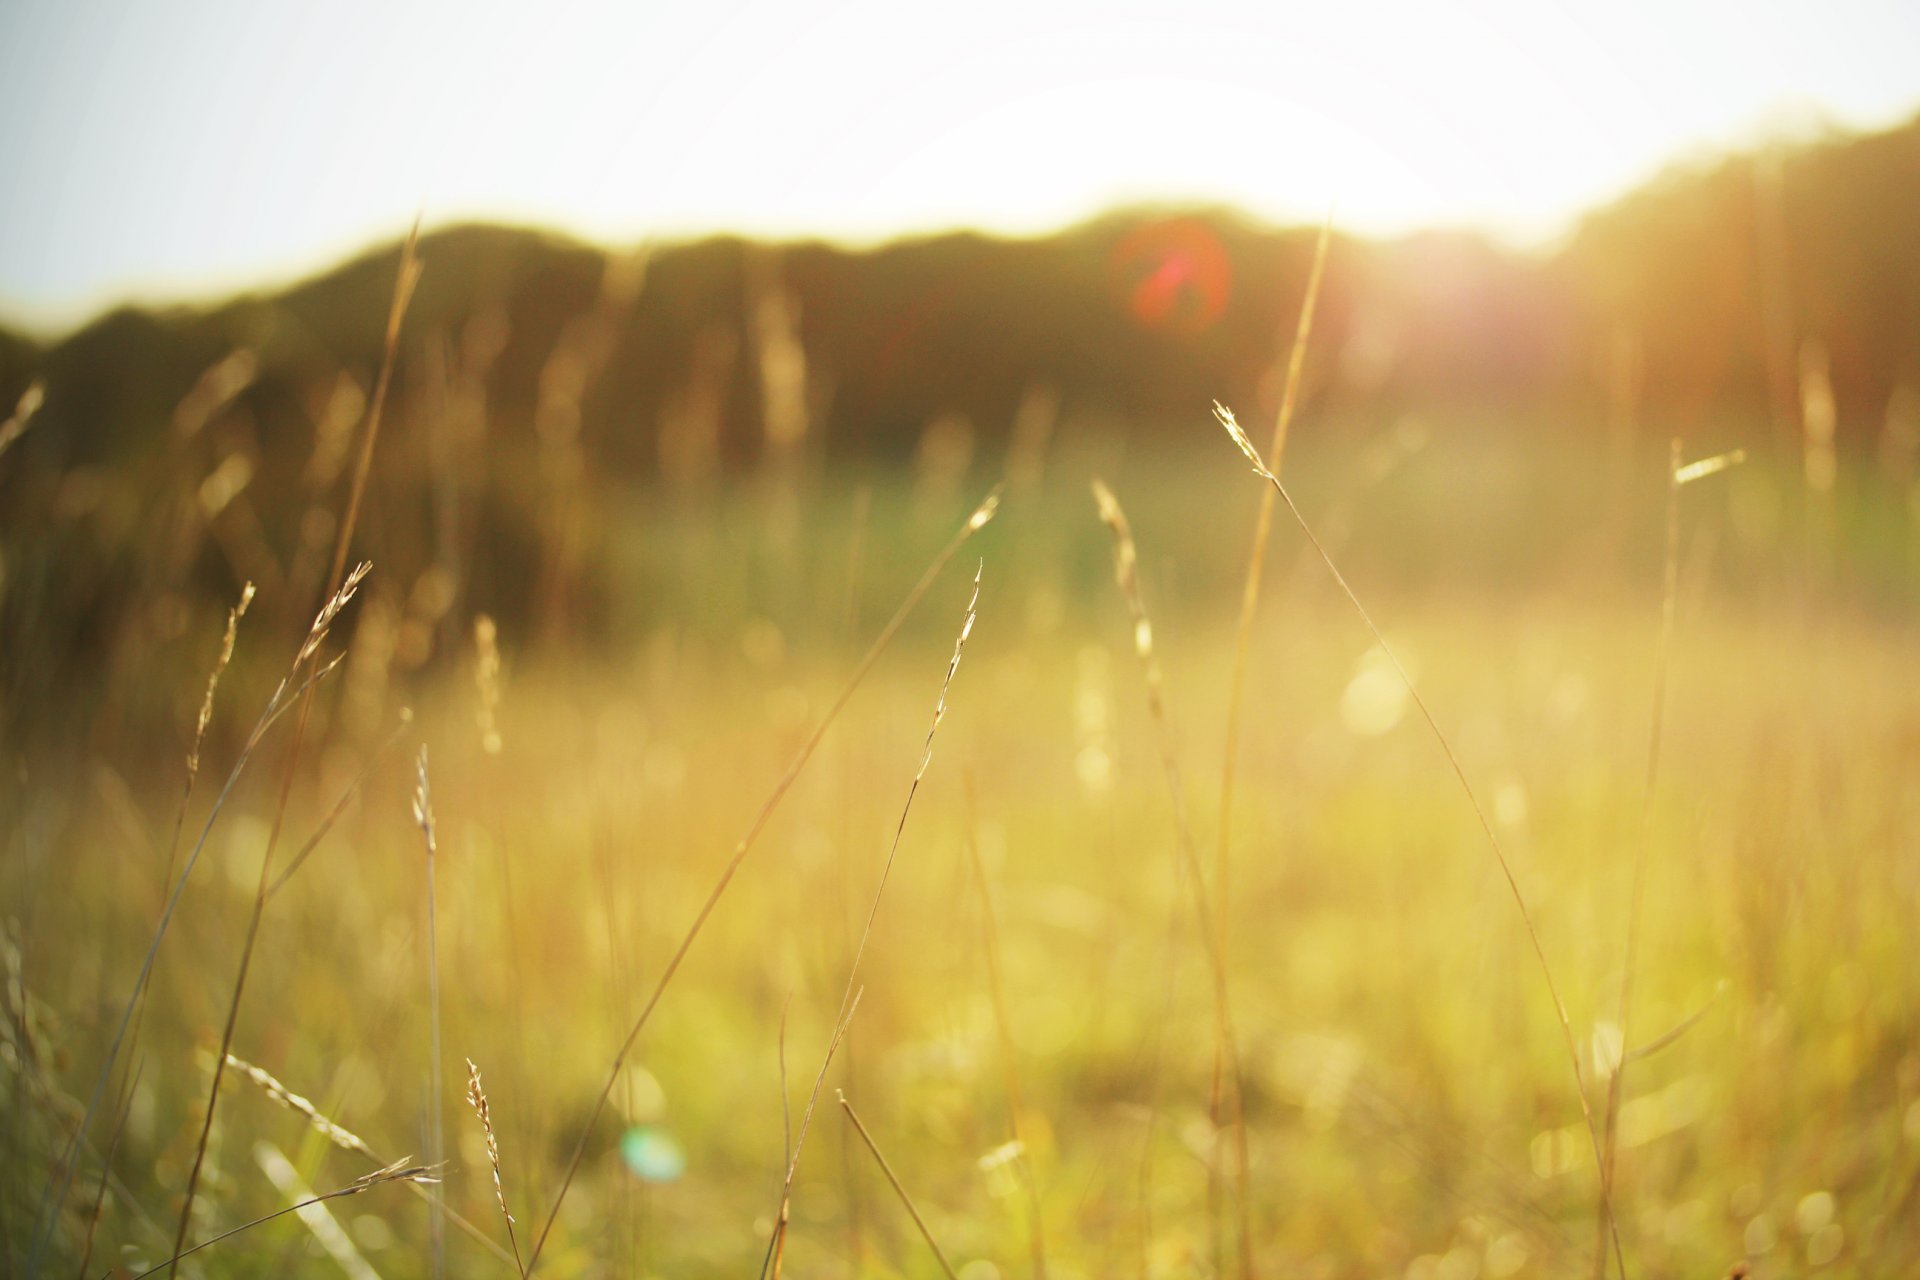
[2,114,1916,742]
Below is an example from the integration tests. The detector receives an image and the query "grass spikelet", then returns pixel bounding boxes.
[527,489,999,1274]
[222,1049,519,1268]
[1212,400,1622,1278]
[837,1090,961,1280]
[188,582,257,780]
[0,378,44,460]
[225,1051,376,1159]
[465,1058,526,1278]
[299,561,372,668]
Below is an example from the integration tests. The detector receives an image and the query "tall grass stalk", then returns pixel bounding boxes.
[963,770,1047,1280]
[29,580,357,1268]
[413,748,448,1280]
[1214,402,1625,1278]
[166,565,375,1275]
[767,563,982,1277]
[167,222,420,1272]
[837,1091,961,1280]
[1211,218,1330,1278]
[525,490,1000,1273]
[765,993,864,1280]
[1090,478,1250,1271]
[1596,441,1744,1277]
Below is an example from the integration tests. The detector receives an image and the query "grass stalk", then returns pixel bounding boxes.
[836,1091,960,1280]
[525,490,999,1273]
[128,1159,436,1280]
[1214,402,1625,1278]
[962,770,1048,1280]
[166,567,374,1275]
[1090,478,1252,1274]
[764,992,864,1280]
[413,749,448,1280]
[766,563,982,1276]
[1211,217,1330,1279]
[1596,441,1745,1277]
[30,595,354,1268]
[225,1049,516,1267]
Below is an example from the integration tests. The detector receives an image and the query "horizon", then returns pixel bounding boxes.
[4,0,1919,332]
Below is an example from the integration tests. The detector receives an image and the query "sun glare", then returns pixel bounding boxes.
[0,0,1916,319]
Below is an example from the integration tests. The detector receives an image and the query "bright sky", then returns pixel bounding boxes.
[1,0,1916,328]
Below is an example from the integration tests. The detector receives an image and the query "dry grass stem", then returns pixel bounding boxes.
[1597,441,1745,1277]
[127,1157,437,1280]
[1210,217,1331,1279]
[31,572,364,1263]
[1090,477,1251,1262]
[765,991,865,1280]
[166,564,376,1275]
[963,771,1047,1280]
[1214,400,1624,1277]
[836,1091,961,1280]
[414,747,448,1280]
[224,1048,517,1268]
[526,489,999,1274]
[768,563,982,1277]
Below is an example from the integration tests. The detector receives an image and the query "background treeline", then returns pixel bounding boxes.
[2,114,1917,735]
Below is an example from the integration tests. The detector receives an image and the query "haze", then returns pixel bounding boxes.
[2,0,1917,326]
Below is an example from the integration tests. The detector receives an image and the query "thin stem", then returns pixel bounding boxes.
[767,565,981,1277]
[525,491,999,1274]
[1212,218,1330,1280]
[837,1092,960,1280]
[1215,404,1624,1277]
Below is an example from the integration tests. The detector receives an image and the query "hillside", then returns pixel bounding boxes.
[1,115,1916,733]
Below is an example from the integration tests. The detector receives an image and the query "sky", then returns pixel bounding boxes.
[1,0,1917,328]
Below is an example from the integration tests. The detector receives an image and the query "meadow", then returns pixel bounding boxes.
[4,358,1917,1280]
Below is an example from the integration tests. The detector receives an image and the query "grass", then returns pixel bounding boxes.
[2,408,1917,1278]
